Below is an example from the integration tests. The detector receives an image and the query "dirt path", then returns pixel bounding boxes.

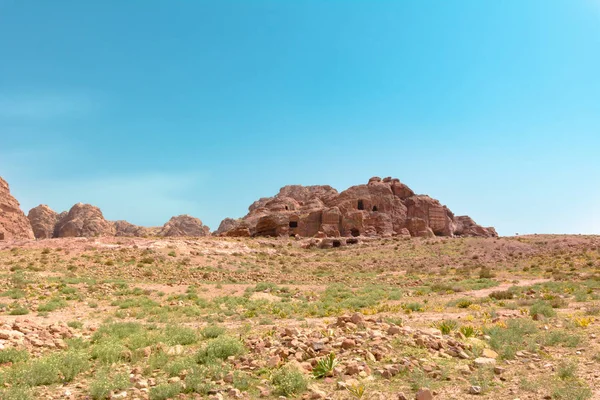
[464,278,550,298]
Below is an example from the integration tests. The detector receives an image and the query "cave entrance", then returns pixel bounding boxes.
[358,200,364,210]
[372,205,378,212]
[289,221,298,228]
[350,228,360,237]
[332,240,341,248]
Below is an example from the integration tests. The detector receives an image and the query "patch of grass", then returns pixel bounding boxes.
[161,325,198,345]
[201,324,226,339]
[89,371,130,400]
[9,305,29,315]
[530,301,556,319]
[149,382,183,400]
[403,302,424,312]
[67,320,84,329]
[489,290,513,300]
[485,318,538,359]
[37,297,67,312]
[556,360,577,380]
[197,336,245,363]
[0,348,29,364]
[0,387,32,400]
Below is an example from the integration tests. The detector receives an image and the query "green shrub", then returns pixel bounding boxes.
[432,319,458,334]
[489,290,513,300]
[37,297,67,312]
[271,366,308,397]
[89,371,130,400]
[485,319,538,359]
[149,383,183,400]
[0,386,32,400]
[9,306,29,315]
[162,325,198,345]
[0,348,29,364]
[197,336,245,363]
[201,324,226,339]
[313,353,338,378]
[530,301,556,319]
[55,351,89,382]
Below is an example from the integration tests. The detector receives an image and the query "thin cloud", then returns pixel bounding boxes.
[0,93,94,119]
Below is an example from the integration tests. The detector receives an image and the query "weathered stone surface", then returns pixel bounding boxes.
[217,177,495,239]
[27,205,60,239]
[55,203,116,238]
[214,218,240,236]
[158,215,210,237]
[454,216,497,238]
[114,220,156,237]
[0,177,35,240]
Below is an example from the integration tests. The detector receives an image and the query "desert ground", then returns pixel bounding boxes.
[0,234,599,400]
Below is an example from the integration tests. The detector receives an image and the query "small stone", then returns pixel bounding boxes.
[473,357,496,366]
[388,326,402,335]
[341,339,356,349]
[415,388,433,400]
[482,348,498,359]
[267,355,281,368]
[469,386,482,395]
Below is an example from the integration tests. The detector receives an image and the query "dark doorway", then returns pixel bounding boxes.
[332,240,341,248]
[351,228,360,237]
[285,206,288,210]
[372,205,378,212]
[357,200,364,210]
[289,221,298,228]
[0,232,4,241]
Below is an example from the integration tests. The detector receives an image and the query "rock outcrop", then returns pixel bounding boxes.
[114,220,158,237]
[27,205,60,239]
[0,177,34,240]
[27,203,210,239]
[159,215,210,237]
[217,176,497,239]
[55,203,116,238]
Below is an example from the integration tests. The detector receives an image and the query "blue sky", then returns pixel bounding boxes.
[1,0,599,235]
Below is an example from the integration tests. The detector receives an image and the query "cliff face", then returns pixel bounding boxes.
[217,176,497,239]
[0,177,35,240]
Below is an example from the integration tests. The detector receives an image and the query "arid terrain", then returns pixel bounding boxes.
[0,234,599,400]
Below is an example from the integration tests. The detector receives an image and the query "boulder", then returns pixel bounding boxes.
[158,215,210,237]
[28,205,60,239]
[55,203,116,237]
[214,218,240,236]
[454,216,498,238]
[0,177,35,240]
[114,220,156,237]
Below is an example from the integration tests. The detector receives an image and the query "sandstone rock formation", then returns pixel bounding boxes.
[214,218,241,236]
[28,204,60,239]
[0,177,34,240]
[55,203,116,238]
[159,215,210,237]
[217,176,496,239]
[27,202,210,239]
[114,220,157,237]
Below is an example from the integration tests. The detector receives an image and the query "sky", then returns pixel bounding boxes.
[1,0,599,235]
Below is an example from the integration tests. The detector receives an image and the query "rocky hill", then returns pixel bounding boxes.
[27,203,210,239]
[0,177,35,240]
[217,176,496,238]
